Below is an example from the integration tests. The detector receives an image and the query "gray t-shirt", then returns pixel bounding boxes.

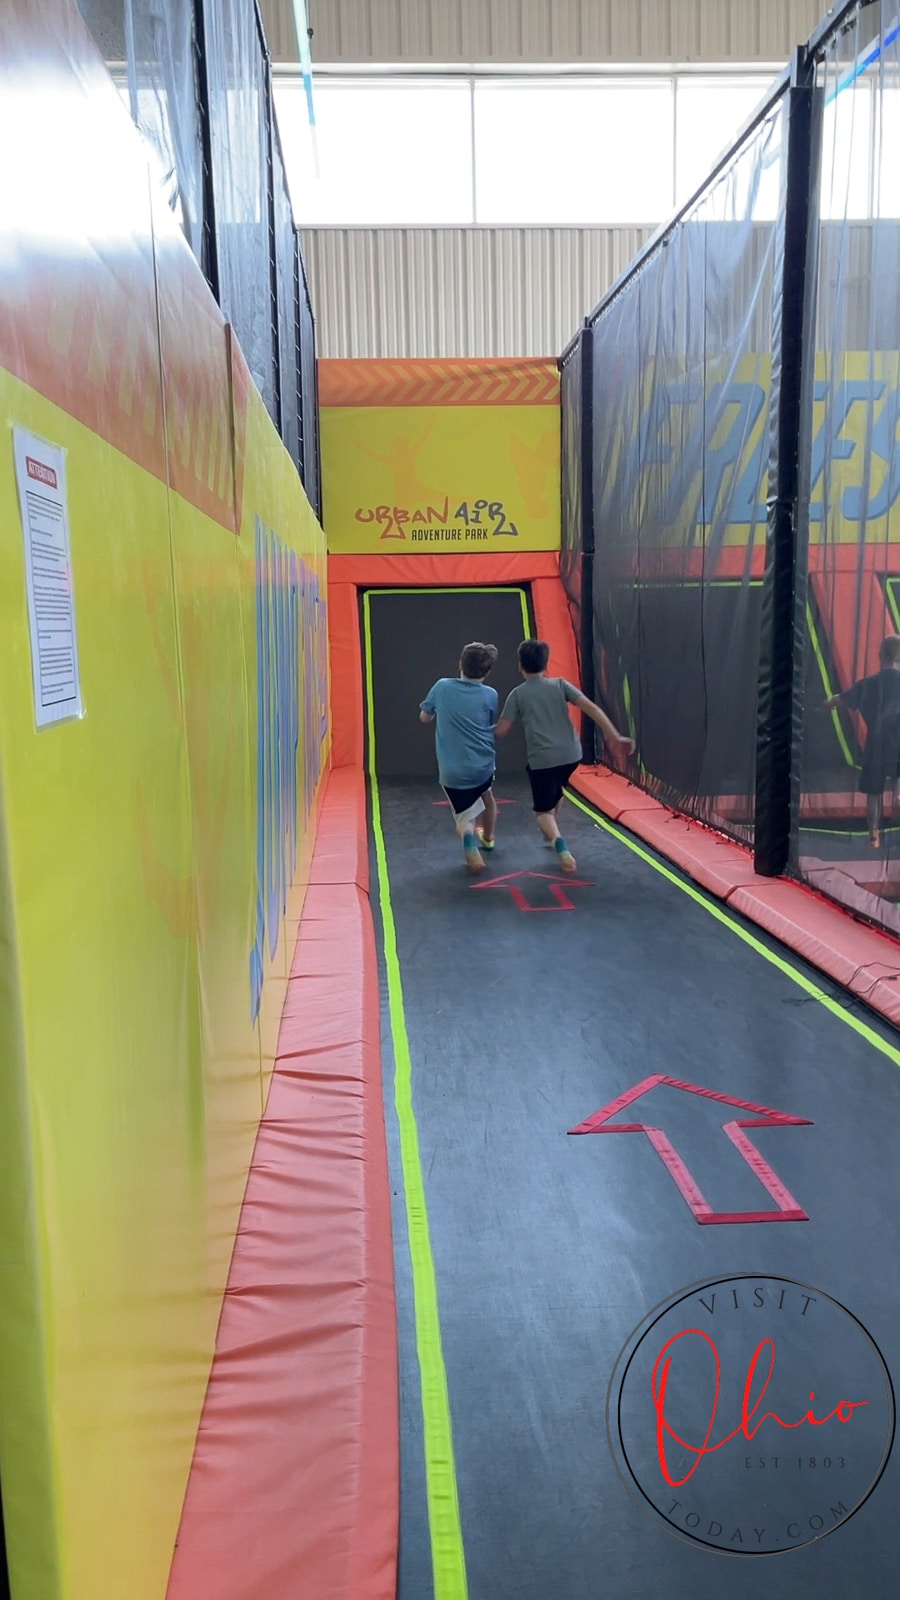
[500,676,582,769]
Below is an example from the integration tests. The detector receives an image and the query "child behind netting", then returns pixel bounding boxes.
[824,633,900,848]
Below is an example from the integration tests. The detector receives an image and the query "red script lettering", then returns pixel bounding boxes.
[651,1330,869,1487]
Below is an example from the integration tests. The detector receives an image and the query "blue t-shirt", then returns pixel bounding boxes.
[420,678,498,788]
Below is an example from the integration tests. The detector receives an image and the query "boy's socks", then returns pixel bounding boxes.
[463,831,485,872]
[554,836,576,872]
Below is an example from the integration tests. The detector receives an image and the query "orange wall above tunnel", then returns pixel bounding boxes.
[320,356,566,765]
[319,356,560,557]
[328,552,577,770]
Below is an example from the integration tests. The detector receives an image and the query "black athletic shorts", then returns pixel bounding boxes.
[527,761,579,813]
[441,774,494,819]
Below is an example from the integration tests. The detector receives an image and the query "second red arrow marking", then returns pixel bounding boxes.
[569,1072,812,1224]
[471,869,594,911]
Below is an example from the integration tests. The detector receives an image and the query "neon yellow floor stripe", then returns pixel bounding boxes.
[566,788,900,1069]
[368,586,527,597]
[361,580,900,1586]
[363,591,469,1600]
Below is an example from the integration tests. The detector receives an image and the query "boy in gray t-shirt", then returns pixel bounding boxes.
[496,639,634,871]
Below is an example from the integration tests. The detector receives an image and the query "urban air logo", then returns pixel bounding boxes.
[608,1276,894,1555]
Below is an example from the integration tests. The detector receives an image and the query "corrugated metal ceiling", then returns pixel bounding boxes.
[262,0,824,64]
[301,227,656,358]
[278,2,826,360]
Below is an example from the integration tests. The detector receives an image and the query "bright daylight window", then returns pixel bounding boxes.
[675,76,775,207]
[818,55,900,222]
[875,79,900,217]
[473,79,673,224]
[274,77,473,226]
[274,69,788,228]
[820,78,873,221]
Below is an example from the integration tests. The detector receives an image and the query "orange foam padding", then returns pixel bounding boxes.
[728,879,900,1012]
[328,551,562,588]
[857,971,900,1027]
[329,580,364,769]
[799,792,868,819]
[166,771,397,1600]
[711,793,871,822]
[570,769,900,1030]
[575,772,758,897]
[327,552,566,769]
[572,768,667,822]
[531,575,579,680]
[529,569,585,735]
[309,767,370,892]
[799,864,900,942]
[618,808,760,900]
[801,858,900,900]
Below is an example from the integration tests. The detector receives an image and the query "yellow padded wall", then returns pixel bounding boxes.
[0,4,328,1598]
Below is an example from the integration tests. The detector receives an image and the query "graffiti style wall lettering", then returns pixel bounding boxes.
[352,494,521,542]
[611,357,900,539]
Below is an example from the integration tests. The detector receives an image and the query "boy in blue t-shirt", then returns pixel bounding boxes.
[420,641,499,872]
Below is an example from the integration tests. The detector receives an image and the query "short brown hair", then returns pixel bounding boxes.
[460,641,498,679]
[518,639,550,674]
[882,634,900,666]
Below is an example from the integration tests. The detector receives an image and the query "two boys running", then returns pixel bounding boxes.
[420,638,635,872]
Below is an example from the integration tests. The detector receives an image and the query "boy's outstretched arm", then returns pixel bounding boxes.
[574,692,635,755]
[494,717,514,739]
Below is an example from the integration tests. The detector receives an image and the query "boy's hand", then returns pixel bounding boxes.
[612,733,636,758]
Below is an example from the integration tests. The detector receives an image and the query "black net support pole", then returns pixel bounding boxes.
[578,320,596,763]
[754,47,821,877]
[304,248,323,522]
[0,1482,9,1600]
[312,338,323,523]
[293,231,304,476]
[260,42,282,439]
[192,0,219,300]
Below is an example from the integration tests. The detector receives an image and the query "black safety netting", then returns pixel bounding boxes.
[77,0,321,508]
[298,248,321,519]
[272,119,300,472]
[202,0,277,422]
[127,0,205,262]
[76,0,206,263]
[560,338,584,669]
[794,2,900,935]
[588,101,785,847]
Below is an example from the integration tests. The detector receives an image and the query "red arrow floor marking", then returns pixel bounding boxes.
[471,870,594,911]
[569,1072,811,1224]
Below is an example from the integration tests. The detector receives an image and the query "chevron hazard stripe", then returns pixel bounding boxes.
[319,358,559,409]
